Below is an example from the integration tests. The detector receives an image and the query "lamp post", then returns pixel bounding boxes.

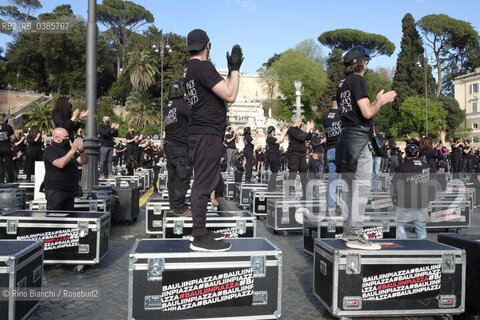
[417,53,433,137]
[294,80,303,117]
[152,36,172,146]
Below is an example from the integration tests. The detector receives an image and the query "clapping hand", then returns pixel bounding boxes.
[72,108,80,120]
[226,44,244,72]
[80,110,89,119]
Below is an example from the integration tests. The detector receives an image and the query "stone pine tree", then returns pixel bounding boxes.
[316,48,344,118]
[392,13,436,113]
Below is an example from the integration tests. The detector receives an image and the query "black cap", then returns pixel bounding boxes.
[330,94,337,102]
[343,46,370,66]
[267,126,275,134]
[187,29,209,52]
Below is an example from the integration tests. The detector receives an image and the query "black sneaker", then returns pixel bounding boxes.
[190,235,231,252]
[188,231,225,242]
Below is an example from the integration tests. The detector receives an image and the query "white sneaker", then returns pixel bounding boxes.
[346,234,381,250]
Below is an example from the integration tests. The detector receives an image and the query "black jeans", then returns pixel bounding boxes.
[0,144,14,183]
[287,153,308,198]
[189,134,222,236]
[245,152,253,182]
[267,157,279,192]
[45,189,75,210]
[164,144,192,214]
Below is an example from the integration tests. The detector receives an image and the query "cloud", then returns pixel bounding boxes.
[225,0,257,12]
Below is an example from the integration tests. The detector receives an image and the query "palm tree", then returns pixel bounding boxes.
[127,48,159,92]
[125,92,161,128]
[25,101,54,134]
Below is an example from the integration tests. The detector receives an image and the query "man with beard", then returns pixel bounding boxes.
[42,127,88,210]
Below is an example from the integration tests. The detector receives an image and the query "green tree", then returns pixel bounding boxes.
[125,92,161,127]
[397,96,447,135]
[317,48,344,116]
[97,0,154,77]
[126,48,158,92]
[318,29,395,57]
[364,69,393,134]
[295,39,325,68]
[108,71,132,102]
[417,14,479,96]
[435,95,465,135]
[0,0,41,22]
[270,49,327,120]
[392,13,436,112]
[25,100,53,134]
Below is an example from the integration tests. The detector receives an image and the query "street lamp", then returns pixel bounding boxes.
[417,53,434,137]
[153,36,172,146]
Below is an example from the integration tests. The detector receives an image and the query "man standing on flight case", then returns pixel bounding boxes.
[184,29,243,252]
[335,46,396,250]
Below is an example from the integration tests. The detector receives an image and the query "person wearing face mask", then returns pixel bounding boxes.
[42,127,88,210]
[335,46,396,250]
[124,126,137,162]
[98,116,119,179]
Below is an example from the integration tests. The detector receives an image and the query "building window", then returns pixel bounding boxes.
[470,83,479,94]
[474,123,479,129]
[472,101,478,113]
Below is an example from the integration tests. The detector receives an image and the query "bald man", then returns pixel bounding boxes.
[42,128,88,210]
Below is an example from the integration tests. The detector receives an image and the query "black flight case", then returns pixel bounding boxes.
[313,239,466,319]
[0,240,44,320]
[0,210,110,273]
[128,238,282,319]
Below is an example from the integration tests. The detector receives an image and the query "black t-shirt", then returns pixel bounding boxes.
[311,134,324,154]
[125,132,135,146]
[225,133,236,149]
[244,134,254,156]
[287,126,311,155]
[184,59,225,136]
[336,74,371,128]
[322,109,342,149]
[266,136,280,159]
[52,113,80,141]
[392,158,433,209]
[43,143,79,192]
[164,99,191,147]
[0,124,14,144]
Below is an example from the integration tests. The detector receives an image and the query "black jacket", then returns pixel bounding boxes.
[99,123,118,147]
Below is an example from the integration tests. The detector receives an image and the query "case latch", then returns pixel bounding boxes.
[78,221,89,238]
[7,220,18,235]
[327,218,336,233]
[39,202,46,210]
[33,265,42,283]
[382,219,390,233]
[144,295,163,310]
[259,192,265,202]
[252,291,268,305]
[442,254,455,274]
[346,254,361,274]
[236,220,246,235]
[251,256,266,278]
[174,220,184,235]
[147,258,165,281]
[153,204,162,215]
[89,202,97,212]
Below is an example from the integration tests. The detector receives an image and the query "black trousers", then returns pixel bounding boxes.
[165,144,192,213]
[189,134,223,236]
[25,147,42,181]
[287,153,308,198]
[45,189,75,210]
[0,144,14,183]
[245,152,253,182]
[267,157,279,192]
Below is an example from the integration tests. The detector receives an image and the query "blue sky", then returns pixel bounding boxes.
[1,0,480,74]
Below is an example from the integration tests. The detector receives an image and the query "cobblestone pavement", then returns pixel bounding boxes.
[28,190,479,320]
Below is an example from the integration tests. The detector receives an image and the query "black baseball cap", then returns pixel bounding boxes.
[343,46,370,66]
[187,29,209,52]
